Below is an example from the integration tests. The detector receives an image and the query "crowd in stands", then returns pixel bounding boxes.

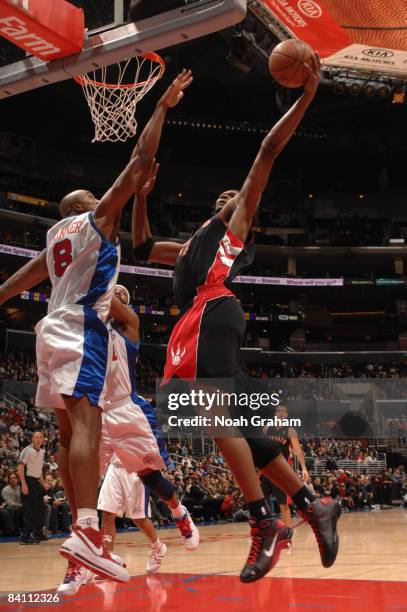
[3,181,407,250]
[1,382,406,538]
[3,353,407,388]
[246,361,407,379]
[0,355,38,384]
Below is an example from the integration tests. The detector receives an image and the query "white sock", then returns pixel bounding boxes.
[171,503,185,520]
[77,508,99,531]
[151,538,162,549]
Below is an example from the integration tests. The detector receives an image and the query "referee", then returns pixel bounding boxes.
[17,430,47,544]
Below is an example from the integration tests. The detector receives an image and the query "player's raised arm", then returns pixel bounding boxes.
[109,295,140,343]
[93,70,193,242]
[132,160,184,266]
[228,53,320,243]
[0,250,49,305]
[131,69,193,163]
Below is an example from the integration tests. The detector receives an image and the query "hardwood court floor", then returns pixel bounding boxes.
[0,509,406,611]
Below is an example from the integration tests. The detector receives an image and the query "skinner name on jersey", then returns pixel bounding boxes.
[51,218,85,247]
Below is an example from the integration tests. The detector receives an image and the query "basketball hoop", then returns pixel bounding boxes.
[74,52,166,143]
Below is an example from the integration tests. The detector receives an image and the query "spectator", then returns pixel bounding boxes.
[0,466,7,493]
[1,472,23,535]
[43,474,71,534]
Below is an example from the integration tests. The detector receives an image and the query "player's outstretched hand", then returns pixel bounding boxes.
[139,160,159,197]
[303,51,320,98]
[160,69,193,108]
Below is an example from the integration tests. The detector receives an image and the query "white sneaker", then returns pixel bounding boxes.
[59,526,129,583]
[174,507,199,551]
[146,542,167,573]
[57,561,94,597]
[111,552,126,567]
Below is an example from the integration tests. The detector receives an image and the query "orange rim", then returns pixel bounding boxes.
[74,52,166,89]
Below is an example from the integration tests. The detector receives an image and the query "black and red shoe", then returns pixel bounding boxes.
[240,518,292,583]
[299,497,341,568]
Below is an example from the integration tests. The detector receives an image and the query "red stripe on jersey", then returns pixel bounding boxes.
[205,228,244,287]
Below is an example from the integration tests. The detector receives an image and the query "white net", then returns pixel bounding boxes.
[75,53,165,143]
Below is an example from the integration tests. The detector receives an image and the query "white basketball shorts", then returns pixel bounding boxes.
[100,396,165,475]
[35,305,109,410]
[97,463,151,519]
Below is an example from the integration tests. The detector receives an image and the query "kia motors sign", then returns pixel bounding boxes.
[259,0,351,57]
[325,44,407,77]
[297,0,322,19]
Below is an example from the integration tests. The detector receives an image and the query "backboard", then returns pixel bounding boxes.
[70,0,130,34]
[0,0,247,99]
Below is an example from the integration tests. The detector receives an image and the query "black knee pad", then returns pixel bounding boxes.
[246,435,282,470]
[138,470,175,502]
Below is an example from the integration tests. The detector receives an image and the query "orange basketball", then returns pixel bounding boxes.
[269,39,314,88]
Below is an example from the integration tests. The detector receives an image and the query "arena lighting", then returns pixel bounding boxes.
[377,84,392,99]
[165,118,327,139]
[393,90,406,104]
[334,81,347,95]
[362,83,376,97]
[349,81,363,96]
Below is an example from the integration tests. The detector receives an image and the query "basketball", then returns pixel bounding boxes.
[269,39,314,88]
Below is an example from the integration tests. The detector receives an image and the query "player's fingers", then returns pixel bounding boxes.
[182,76,194,90]
[309,52,318,75]
[146,157,155,175]
[313,52,321,76]
[303,62,314,82]
[173,69,186,85]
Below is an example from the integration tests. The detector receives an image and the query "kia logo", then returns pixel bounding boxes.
[297,0,322,18]
[362,48,394,58]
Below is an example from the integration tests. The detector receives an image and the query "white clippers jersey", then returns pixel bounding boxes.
[100,322,140,408]
[46,211,120,321]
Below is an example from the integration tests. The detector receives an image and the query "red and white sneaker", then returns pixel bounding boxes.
[59,526,129,583]
[57,561,94,597]
[174,507,199,551]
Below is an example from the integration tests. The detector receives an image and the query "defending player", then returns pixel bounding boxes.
[133,56,341,582]
[263,404,309,528]
[57,283,198,596]
[0,70,193,582]
[98,455,167,574]
[98,284,198,548]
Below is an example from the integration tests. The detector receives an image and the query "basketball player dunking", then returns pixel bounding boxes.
[133,55,341,581]
[0,70,193,582]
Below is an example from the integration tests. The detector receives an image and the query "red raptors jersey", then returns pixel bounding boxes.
[174,214,255,309]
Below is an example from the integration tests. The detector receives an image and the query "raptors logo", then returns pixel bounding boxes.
[171,343,186,366]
